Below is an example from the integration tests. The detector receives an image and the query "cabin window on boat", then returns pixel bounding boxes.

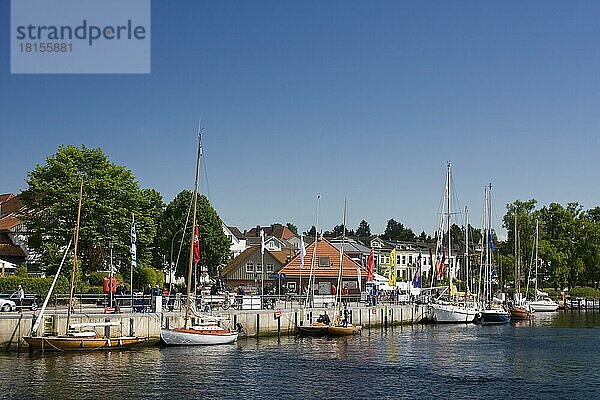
[246,262,254,273]
[266,263,274,272]
[318,256,330,268]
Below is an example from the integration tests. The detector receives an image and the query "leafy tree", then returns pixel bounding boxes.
[303,226,317,237]
[382,219,416,241]
[286,223,298,235]
[158,190,230,277]
[356,220,371,237]
[20,145,163,280]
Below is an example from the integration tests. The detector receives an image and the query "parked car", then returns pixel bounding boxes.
[0,298,16,312]
[0,291,39,311]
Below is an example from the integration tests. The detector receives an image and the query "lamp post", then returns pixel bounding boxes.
[170,227,186,287]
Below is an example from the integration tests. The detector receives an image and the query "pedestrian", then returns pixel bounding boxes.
[15,285,24,312]
[331,284,337,295]
[343,303,349,327]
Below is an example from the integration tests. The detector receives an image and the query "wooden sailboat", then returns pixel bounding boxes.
[510,212,531,320]
[23,180,145,351]
[160,130,239,346]
[327,197,361,336]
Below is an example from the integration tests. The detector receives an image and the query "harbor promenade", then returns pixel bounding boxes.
[0,302,430,352]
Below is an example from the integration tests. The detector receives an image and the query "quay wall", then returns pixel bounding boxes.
[1,304,430,352]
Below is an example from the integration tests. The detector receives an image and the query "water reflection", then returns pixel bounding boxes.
[2,312,600,399]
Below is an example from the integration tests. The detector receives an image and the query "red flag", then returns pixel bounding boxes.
[193,225,201,265]
[367,247,374,282]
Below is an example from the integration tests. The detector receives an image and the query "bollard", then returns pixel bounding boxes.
[256,314,260,338]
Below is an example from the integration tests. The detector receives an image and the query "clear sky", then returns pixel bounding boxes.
[2,1,600,237]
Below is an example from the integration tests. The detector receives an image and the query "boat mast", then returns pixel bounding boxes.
[514,211,519,302]
[336,197,347,309]
[66,179,83,333]
[465,206,469,295]
[184,130,202,329]
[305,195,320,305]
[447,163,452,286]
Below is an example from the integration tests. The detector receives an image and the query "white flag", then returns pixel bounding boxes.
[300,234,306,268]
[260,229,265,255]
[130,214,137,268]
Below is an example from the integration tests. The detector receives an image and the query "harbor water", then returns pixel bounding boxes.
[1,311,599,399]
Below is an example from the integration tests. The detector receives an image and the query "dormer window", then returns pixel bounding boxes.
[318,256,330,267]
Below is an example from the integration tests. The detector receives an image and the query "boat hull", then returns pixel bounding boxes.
[528,300,559,312]
[327,325,361,336]
[296,323,328,336]
[160,328,238,346]
[510,306,531,320]
[430,304,478,323]
[23,335,145,351]
[475,309,511,325]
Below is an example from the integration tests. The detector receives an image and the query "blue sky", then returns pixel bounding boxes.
[2,1,600,237]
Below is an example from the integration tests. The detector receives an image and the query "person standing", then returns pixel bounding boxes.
[15,285,25,312]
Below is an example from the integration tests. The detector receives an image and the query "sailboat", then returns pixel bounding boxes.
[526,219,558,313]
[23,181,145,351]
[327,197,361,336]
[509,212,532,320]
[474,184,511,325]
[430,163,479,324]
[160,131,239,346]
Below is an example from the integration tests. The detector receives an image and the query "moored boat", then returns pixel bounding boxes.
[296,322,329,336]
[528,297,559,312]
[160,323,238,345]
[475,307,511,325]
[327,324,362,336]
[510,305,532,320]
[430,302,478,324]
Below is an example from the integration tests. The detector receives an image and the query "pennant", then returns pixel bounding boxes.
[193,225,201,265]
[130,214,137,269]
[367,247,374,282]
[413,252,422,288]
[429,248,435,284]
[357,268,362,292]
[299,234,306,268]
[260,229,266,255]
[389,248,397,286]
[438,249,446,280]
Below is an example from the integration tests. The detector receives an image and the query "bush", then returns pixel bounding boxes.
[570,286,600,299]
[0,275,70,300]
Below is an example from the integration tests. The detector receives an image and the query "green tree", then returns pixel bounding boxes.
[382,219,416,241]
[356,220,371,237]
[286,223,298,235]
[20,145,163,279]
[158,190,230,277]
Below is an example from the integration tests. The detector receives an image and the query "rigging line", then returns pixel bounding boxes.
[175,195,193,275]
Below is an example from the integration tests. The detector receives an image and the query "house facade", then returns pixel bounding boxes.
[0,194,29,271]
[278,237,367,296]
[222,224,248,259]
[221,246,292,294]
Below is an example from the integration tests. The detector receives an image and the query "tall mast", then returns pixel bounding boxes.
[336,197,347,308]
[66,179,83,333]
[514,211,518,299]
[465,206,469,295]
[184,130,202,329]
[447,163,452,283]
[305,195,320,305]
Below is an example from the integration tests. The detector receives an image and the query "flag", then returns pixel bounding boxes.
[299,234,306,268]
[357,268,362,292]
[455,258,461,276]
[413,252,422,288]
[260,229,265,255]
[429,248,435,284]
[367,247,374,282]
[389,248,397,286]
[438,249,446,280]
[130,214,137,269]
[488,231,495,252]
[193,225,200,265]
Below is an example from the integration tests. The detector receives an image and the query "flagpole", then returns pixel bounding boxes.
[130,213,135,313]
[260,229,265,299]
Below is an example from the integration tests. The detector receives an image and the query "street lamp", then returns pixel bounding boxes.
[170,227,186,287]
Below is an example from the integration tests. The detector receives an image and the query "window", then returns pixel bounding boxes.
[319,256,330,267]
[266,263,274,273]
[246,262,254,273]
[256,263,263,273]
[402,255,406,265]
[409,255,413,265]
